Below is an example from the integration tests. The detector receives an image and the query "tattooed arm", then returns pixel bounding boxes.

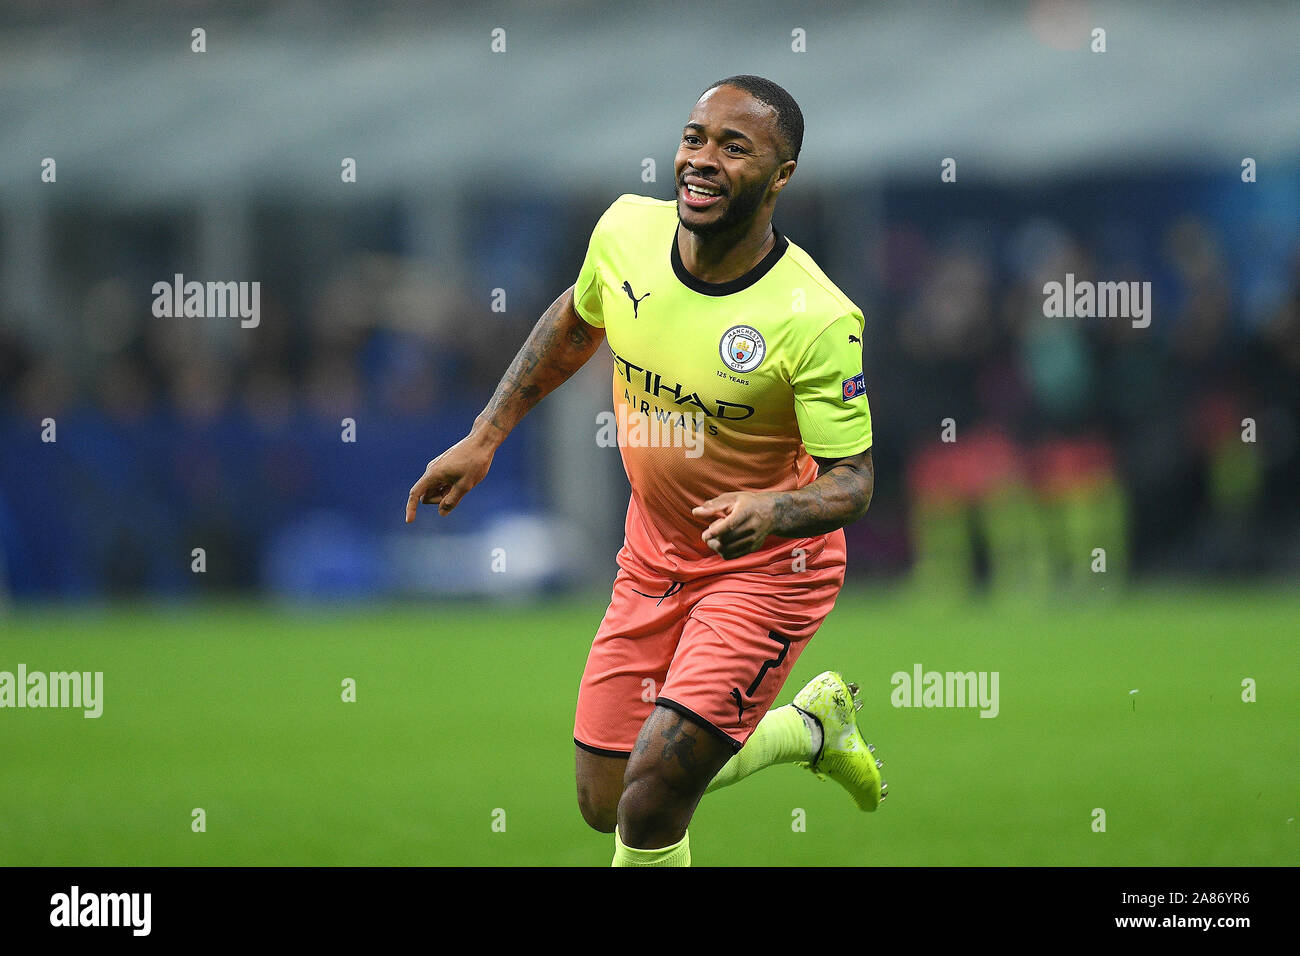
[406,285,605,521]
[691,449,874,559]
[774,450,875,536]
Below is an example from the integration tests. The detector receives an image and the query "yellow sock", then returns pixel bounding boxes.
[705,704,812,793]
[612,827,691,867]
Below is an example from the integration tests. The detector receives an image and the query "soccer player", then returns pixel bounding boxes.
[406,75,885,866]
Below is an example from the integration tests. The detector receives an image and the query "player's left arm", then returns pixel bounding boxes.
[693,449,873,559]
[694,311,873,559]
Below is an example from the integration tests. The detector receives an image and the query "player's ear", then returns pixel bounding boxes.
[770,159,796,195]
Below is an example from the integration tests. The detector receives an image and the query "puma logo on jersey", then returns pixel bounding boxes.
[622,281,650,318]
[848,334,861,344]
[730,688,756,722]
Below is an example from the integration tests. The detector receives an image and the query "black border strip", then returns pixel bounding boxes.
[654,697,744,753]
[573,738,632,759]
[7,866,1285,936]
[670,225,789,296]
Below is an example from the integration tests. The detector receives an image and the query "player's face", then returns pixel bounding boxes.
[675,85,790,238]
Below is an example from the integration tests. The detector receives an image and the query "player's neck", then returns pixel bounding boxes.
[676,221,775,285]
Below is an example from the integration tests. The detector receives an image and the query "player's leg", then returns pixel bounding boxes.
[682,561,887,810]
[607,584,819,864]
[574,748,626,832]
[613,703,735,864]
[704,698,822,793]
[573,566,683,832]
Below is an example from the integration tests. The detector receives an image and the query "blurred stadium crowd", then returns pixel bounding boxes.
[1,168,1297,598]
[862,174,1299,596]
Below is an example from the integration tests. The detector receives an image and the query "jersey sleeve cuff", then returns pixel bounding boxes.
[802,438,872,459]
[573,299,604,328]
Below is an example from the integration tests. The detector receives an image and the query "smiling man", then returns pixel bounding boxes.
[406,75,886,866]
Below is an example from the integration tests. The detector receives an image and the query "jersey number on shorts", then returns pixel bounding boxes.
[730,631,792,721]
[746,631,792,697]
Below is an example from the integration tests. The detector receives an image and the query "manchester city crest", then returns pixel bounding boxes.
[719,325,766,373]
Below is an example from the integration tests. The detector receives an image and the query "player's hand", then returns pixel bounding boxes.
[405,433,496,522]
[692,491,778,559]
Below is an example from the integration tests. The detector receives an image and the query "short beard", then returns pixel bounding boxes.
[677,178,768,240]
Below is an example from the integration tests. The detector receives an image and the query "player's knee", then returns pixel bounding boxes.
[616,765,696,843]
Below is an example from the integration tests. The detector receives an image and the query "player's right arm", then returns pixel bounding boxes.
[405,284,605,521]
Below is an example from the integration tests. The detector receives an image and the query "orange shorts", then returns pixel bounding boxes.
[573,548,846,756]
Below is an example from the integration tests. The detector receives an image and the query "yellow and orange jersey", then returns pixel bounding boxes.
[573,194,872,579]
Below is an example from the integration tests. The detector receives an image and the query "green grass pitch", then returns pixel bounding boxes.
[2,585,1296,866]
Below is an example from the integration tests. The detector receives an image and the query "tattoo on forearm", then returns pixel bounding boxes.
[771,454,874,538]
[478,290,603,437]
